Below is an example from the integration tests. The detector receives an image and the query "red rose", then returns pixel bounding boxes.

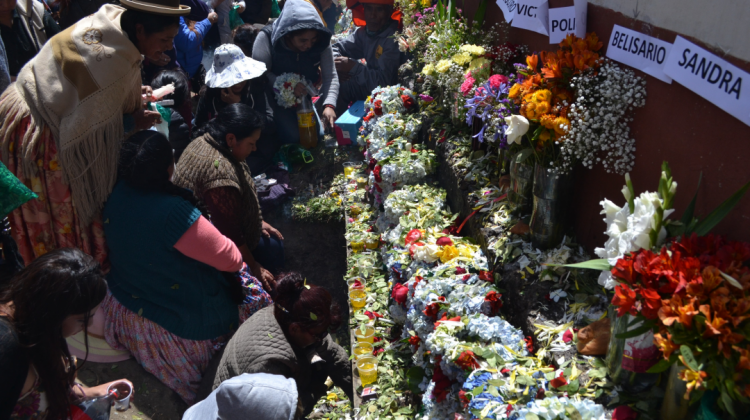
[436,237,453,246]
[368,158,377,170]
[401,94,415,109]
[392,283,409,305]
[612,406,638,420]
[478,270,494,282]
[562,329,574,343]
[484,291,503,315]
[372,165,382,182]
[404,229,422,245]
[373,99,383,116]
[550,373,568,388]
[423,302,440,320]
[455,351,481,371]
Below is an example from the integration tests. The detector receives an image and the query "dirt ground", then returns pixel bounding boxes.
[77,141,354,420]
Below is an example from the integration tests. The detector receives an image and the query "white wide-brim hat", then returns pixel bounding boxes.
[205,44,267,89]
[120,0,191,16]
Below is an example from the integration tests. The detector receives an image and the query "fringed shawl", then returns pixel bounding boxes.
[0,4,142,225]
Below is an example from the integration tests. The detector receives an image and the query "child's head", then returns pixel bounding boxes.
[232,24,259,57]
[151,69,190,109]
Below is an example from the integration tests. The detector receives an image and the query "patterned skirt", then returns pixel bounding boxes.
[1,116,108,267]
[103,265,272,404]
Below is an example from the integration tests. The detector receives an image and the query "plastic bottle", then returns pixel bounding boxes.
[297,95,318,149]
[76,390,118,420]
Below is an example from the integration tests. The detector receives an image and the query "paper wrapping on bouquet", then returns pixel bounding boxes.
[622,330,660,372]
[335,100,366,146]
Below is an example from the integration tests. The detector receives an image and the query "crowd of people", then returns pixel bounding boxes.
[0,0,404,417]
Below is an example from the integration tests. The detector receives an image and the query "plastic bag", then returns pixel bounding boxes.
[148,103,172,138]
[229,4,244,30]
[0,161,37,216]
[270,0,280,18]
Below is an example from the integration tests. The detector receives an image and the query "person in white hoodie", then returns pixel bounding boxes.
[183,373,300,420]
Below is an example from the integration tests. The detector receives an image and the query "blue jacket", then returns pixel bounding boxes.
[175,17,212,77]
[104,181,239,340]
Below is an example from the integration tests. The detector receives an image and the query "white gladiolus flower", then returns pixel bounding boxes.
[504,115,529,145]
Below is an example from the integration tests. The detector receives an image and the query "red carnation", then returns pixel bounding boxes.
[373,99,383,116]
[392,283,409,305]
[436,237,453,246]
[401,94,415,109]
[408,335,421,348]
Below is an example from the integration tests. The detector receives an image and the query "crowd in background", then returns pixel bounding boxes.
[0,0,403,418]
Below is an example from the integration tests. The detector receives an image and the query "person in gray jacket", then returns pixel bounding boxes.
[332,0,400,115]
[198,272,353,417]
[183,373,300,420]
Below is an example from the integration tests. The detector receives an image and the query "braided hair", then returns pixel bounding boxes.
[117,130,209,217]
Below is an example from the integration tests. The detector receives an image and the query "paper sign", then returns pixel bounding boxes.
[606,25,673,83]
[663,36,750,127]
[511,0,549,36]
[548,0,586,44]
[496,0,517,23]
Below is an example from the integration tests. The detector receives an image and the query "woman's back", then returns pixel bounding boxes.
[104,180,239,341]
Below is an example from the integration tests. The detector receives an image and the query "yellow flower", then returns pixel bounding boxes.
[326,392,339,402]
[468,57,490,72]
[533,89,552,103]
[435,59,453,73]
[439,245,459,263]
[508,84,522,99]
[677,365,707,400]
[538,130,551,142]
[553,116,570,136]
[452,52,472,66]
[523,102,538,119]
[540,114,556,130]
[421,0,430,6]
[460,44,486,56]
[422,63,435,76]
[535,101,550,115]
[458,246,473,258]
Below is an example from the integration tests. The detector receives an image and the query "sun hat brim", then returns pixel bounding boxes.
[120,0,191,16]
[205,57,268,89]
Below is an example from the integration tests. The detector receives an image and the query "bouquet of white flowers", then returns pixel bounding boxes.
[272,73,306,108]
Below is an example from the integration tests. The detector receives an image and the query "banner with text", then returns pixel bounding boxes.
[664,36,750,127]
[606,25,673,83]
[548,0,586,44]
[510,0,549,36]
[496,0,516,23]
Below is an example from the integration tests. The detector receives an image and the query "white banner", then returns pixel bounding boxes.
[511,0,549,36]
[548,0,586,44]
[606,25,673,83]
[664,36,750,127]
[495,0,517,23]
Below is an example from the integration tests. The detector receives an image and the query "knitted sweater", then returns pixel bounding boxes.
[173,134,262,250]
[103,181,239,340]
[199,307,353,415]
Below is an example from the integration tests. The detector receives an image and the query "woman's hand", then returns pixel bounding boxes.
[321,107,337,132]
[83,379,134,400]
[220,88,242,104]
[334,56,356,78]
[132,109,162,130]
[141,86,153,105]
[293,82,307,98]
[208,12,218,24]
[261,221,283,240]
[234,1,246,13]
[250,261,276,292]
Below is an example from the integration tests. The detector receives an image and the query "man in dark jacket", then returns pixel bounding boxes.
[332,0,400,115]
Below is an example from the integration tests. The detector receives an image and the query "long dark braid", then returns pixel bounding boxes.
[118,131,210,218]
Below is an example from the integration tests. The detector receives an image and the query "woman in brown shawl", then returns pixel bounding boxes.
[0,0,189,266]
[174,103,284,291]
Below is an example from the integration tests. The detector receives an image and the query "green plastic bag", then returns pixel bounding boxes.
[229,4,244,30]
[0,161,37,216]
[270,0,281,18]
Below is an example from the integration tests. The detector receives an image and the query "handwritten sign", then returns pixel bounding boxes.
[606,25,673,83]
[548,0,586,44]
[664,36,750,127]
[511,0,549,36]
[496,0,517,22]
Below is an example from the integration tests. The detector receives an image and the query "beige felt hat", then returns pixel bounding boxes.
[120,0,191,16]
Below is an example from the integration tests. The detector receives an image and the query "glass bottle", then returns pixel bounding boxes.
[605,308,660,393]
[297,95,318,149]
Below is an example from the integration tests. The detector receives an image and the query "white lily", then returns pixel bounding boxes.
[504,115,529,145]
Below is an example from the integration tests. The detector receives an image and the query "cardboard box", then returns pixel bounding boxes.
[334,101,366,146]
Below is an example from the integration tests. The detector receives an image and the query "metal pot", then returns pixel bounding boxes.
[528,164,573,249]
